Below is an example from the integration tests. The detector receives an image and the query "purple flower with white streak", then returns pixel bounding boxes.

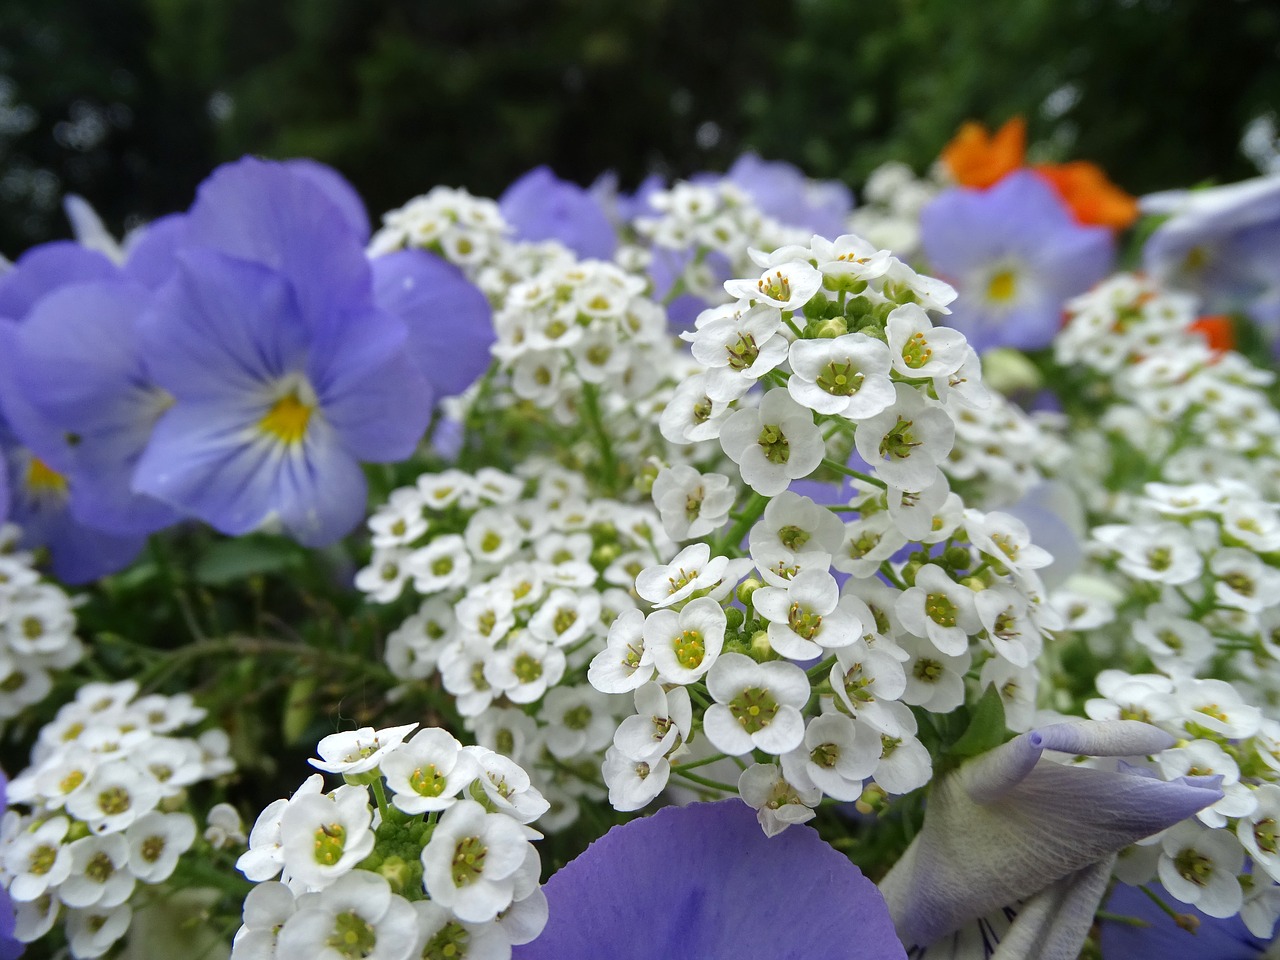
[132,157,432,546]
[879,720,1223,959]
[920,170,1113,353]
[514,799,906,960]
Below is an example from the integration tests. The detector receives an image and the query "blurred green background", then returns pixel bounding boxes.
[1,0,1277,254]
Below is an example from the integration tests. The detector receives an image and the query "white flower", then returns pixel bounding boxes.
[60,834,135,909]
[763,569,867,659]
[527,589,599,648]
[537,685,616,760]
[831,512,908,578]
[587,608,654,694]
[612,682,692,763]
[205,803,247,850]
[869,702,933,795]
[602,746,669,812]
[421,800,537,924]
[703,654,809,756]
[854,383,954,489]
[381,728,480,816]
[5,816,72,901]
[634,543,732,609]
[659,373,730,445]
[1158,821,1245,919]
[277,784,375,889]
[829,639,908,728]
[885,303,968,379]
[484,634,565,704]
[1095,522,1203,585]
[410,900,514,960]
[1210,547,1280,612]
[64,761,162,835]
[737,763,821,837]
[724,260,823,311]
[898,632,971,713]
[885,475,952,542]
[65,903,132,959]
[232,881,296,960]
[651,465,735,541]
[463,746,550,824]
[973,586,1042,668]
[687,303,789,402]
[963,510,1053,574]
[895,564,980,657]
[277,870,418,960]
[310,723,419,776]
[126,811,196,883]
[367,486,428,548]
[781,713,881,802]
[646,597,727,685]
[718,389,825,496]
[1238,783,1280,882]
[405,535,472,594]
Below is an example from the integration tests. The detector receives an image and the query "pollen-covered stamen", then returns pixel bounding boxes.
[816,359,864,397]
[313,822,347,865]
[788,601,823,640]
[328,910,378,959]
[810,742,841,768]
[900,331,934,370]
[992,610,1017,640]
[843,663,876,703]
[451,836,488,886]
[925,592,958,628]
[879,418,920,461]
[726,333,761,370]
[410,763,448,797]
[674,630,706,670]
[758,271,792,302]
[729,687,780,733]
[757,423,791,464]
[1254,818,1278,855]
[990,532,1020,562]
[692,395,714,423]
[667,567,695,595]
[1173,847,1214,887]
[912,658,944,683]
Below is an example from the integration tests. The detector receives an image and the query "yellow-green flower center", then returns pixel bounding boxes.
[730,687,780,734]
[451,836,487,886]
[259,391,314,445]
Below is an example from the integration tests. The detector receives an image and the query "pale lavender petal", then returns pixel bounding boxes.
[500,166,617,261]
[515,799,905,960]
[0,241,116,321]
[1100,881,1269,958]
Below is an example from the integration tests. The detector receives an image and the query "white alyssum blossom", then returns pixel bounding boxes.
[854,383,955,489]
[611,682,693,764]
[381,728,480,816]
[276,870,419,960]
[421,800,538,924]
[781,713,882,802]
[787,332,896,420]
[895,564,980,657]
[885,303,968,379]
[651,464,735,541]
[718,389,826,496]
[310,723,419,776]
[602,746,671,812]
[752,568,865,659]
[703,654,809,756]
[277,784,375,889]
[646,597,727,685]
[738,762,822,837]
[1158,821,1245,919]
[587,608,654,694]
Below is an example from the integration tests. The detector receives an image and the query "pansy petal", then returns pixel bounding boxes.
[500,166,617,261]
[0,241,116,321]
[515,800,905,960]
[141,250,310,399]
[371,249,494,398]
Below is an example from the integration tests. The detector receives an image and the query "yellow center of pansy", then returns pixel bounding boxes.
[25,457,68,495]
[259,391,314,445]
[986,269,1017,303]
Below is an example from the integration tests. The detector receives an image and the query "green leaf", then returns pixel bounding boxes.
[194,536,303,586]
[282,675,318,746]
[948,684,1011,760]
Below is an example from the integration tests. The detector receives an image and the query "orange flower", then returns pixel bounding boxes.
[1033,161,1138,230]
[940,117,1026,189]
[1188,315,1235,353]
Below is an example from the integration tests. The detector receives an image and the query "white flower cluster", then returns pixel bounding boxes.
[367,185,577,307]
[0,679,234,958]
[490,259,671,414]
[1047,478,1280,934]
[1057,272,1280,502]
[634,180,809,307]
[846,160,942,260]
[591,501,1060,835]
[232,723,546,960]
[357,465,673,829]
[0,523,85,719]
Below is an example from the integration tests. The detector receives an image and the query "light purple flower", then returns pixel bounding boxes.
[500,166,617,260]
[879,720,1223,957]
[132,157,432,546]
[920,170,1113,353]
[1100,881,1273,958]
[514,799,905,960]
[726,152,853,237]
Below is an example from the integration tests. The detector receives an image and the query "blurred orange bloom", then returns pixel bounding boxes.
[1188,315,1235,353]
[1034,161,1139,230]
[940,117,1026,189]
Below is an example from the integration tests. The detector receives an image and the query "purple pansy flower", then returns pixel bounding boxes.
[514,799,906,960]
[131,157,432,547]
[1100,881,1275,958]
[920,170,1113,353]
[1143,175,1280,340]
[500,166,617,261]
[879,720,1223,958]
[726,152,853,238]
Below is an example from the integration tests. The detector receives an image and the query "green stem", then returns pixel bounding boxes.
[715,492,769,555]
[806,655,837,680]
[580,382,619,494]
[370,777,392,823]
[820,457,887,489]
[671,752,732,773]
[672,768,738,793]
[1138,884,1183,923]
